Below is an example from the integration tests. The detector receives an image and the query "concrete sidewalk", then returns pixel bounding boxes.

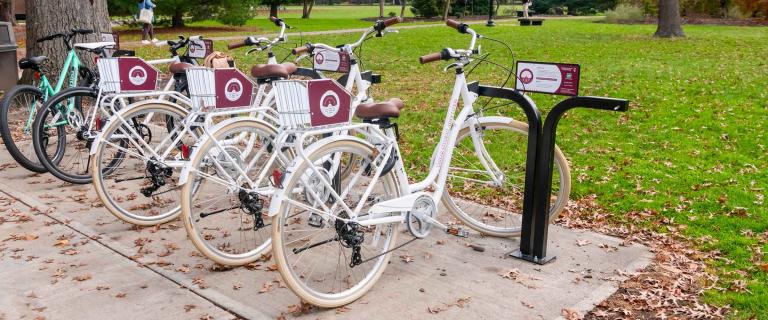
[0,145,651,320]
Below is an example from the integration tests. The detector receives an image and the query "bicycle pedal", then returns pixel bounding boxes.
[446,227,469,238]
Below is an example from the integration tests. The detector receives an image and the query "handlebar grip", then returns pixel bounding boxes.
[419,52,443,64]
[446,19,461,29]
[228,40,248,50]
[154,40,169,47]
[383,16,402,27]
[292,45,310,55]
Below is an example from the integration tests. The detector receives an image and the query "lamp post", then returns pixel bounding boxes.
[486,0,495,26]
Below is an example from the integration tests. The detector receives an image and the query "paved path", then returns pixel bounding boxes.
[121,16,600,47]
[0,144,650,320]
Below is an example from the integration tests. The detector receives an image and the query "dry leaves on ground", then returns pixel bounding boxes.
[559,195,729,319]
[427,296,472,314]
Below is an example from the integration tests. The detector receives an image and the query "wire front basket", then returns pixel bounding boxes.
[97,57,161,93]
[186,67,216,111]
[274,79,353,130]
[274,80,312,129]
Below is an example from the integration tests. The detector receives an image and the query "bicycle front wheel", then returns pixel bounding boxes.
[32,87,100,184]
[0,85,47,172]
[442,118,571,237]
[271,138,402,308]
[91,102,193,226]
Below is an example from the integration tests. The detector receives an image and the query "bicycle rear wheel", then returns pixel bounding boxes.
[181,119,280,266]
[32,87,100,184]
[271,138,402,307]
[0,85,47,172]
[442,118,571,237]
[92,102,193,226]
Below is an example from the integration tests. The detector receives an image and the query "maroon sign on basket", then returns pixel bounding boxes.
[308,79,351,126]
[188,39,214,59]
[118,57,158,91]
[515,61,580,96]
[313,50,351,73]
[214,68,254,109]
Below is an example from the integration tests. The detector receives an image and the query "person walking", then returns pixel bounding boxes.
[138,0,158,45]
[522,0,532,18]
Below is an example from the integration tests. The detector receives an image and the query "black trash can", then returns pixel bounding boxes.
[0,21,18,93]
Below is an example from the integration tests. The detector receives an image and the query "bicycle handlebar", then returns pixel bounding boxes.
[419,52,444,64]
[292,44,311,55]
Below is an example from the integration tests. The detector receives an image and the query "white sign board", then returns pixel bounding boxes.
[515,61,580,96]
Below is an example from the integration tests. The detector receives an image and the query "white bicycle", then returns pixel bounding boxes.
[176,17,403,266]
[89,19,300,226]
[267,20,571,307]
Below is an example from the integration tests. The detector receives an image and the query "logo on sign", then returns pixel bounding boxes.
[224,78,244,102]
[128,66,148,85]
[315,53,325,65]
[519,68,534,85]
[319,90,340,117]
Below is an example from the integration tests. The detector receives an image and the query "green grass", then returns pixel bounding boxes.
[133,19,768,318]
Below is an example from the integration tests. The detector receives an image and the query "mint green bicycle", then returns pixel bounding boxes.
[0,28,108,172]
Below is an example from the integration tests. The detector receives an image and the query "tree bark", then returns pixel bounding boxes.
[442,0,451,20]
[0,0,15,25]
[270,2,279,18]
[400,0,407,18]
[172,7,185,27]
[302,0,314,19]
[23,0,111,84]
[655,0,685,38]
[379,0,385,18]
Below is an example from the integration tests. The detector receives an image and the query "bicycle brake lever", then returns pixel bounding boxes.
[294,54,309,63]
[443,63,460,73]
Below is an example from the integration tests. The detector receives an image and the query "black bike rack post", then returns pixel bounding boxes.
[470,85,629,264]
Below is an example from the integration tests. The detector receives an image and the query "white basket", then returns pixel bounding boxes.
[186,67,216,110]
[97,57,160,93]
[274,80,312,129]
[97,58,121,93]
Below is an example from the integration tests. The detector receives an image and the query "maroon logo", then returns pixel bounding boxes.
[519,68,534,85]
[215,69,254,108]
[308,79,350,126]
[118,57,158,91]
[315,53,325,65]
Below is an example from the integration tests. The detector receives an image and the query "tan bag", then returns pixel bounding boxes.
[204,51,234,69]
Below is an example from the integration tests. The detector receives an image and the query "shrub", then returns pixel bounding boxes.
[388,11,398,17]
[411,0,440,18]
[605,3,644,22]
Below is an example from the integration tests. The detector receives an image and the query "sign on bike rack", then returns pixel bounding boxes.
[185,67,255,110]
[515,61,580,96]
[313,50,351,73]
[188,39,214,59]
[274,79,352,129]
[97,57,160,93]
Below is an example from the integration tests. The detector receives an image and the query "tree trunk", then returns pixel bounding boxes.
[270,2,279,18]
[379,0,385,18]
[302,0,314,19]
[0,0,15,25]
[172,8,185,27]
[23,0,111,84]
[400,0,407,18]
[442,0,451,20]
[655,0,685,37]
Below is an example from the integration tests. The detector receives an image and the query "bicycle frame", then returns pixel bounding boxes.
[22,49,82,133]
[268,25,514,232]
